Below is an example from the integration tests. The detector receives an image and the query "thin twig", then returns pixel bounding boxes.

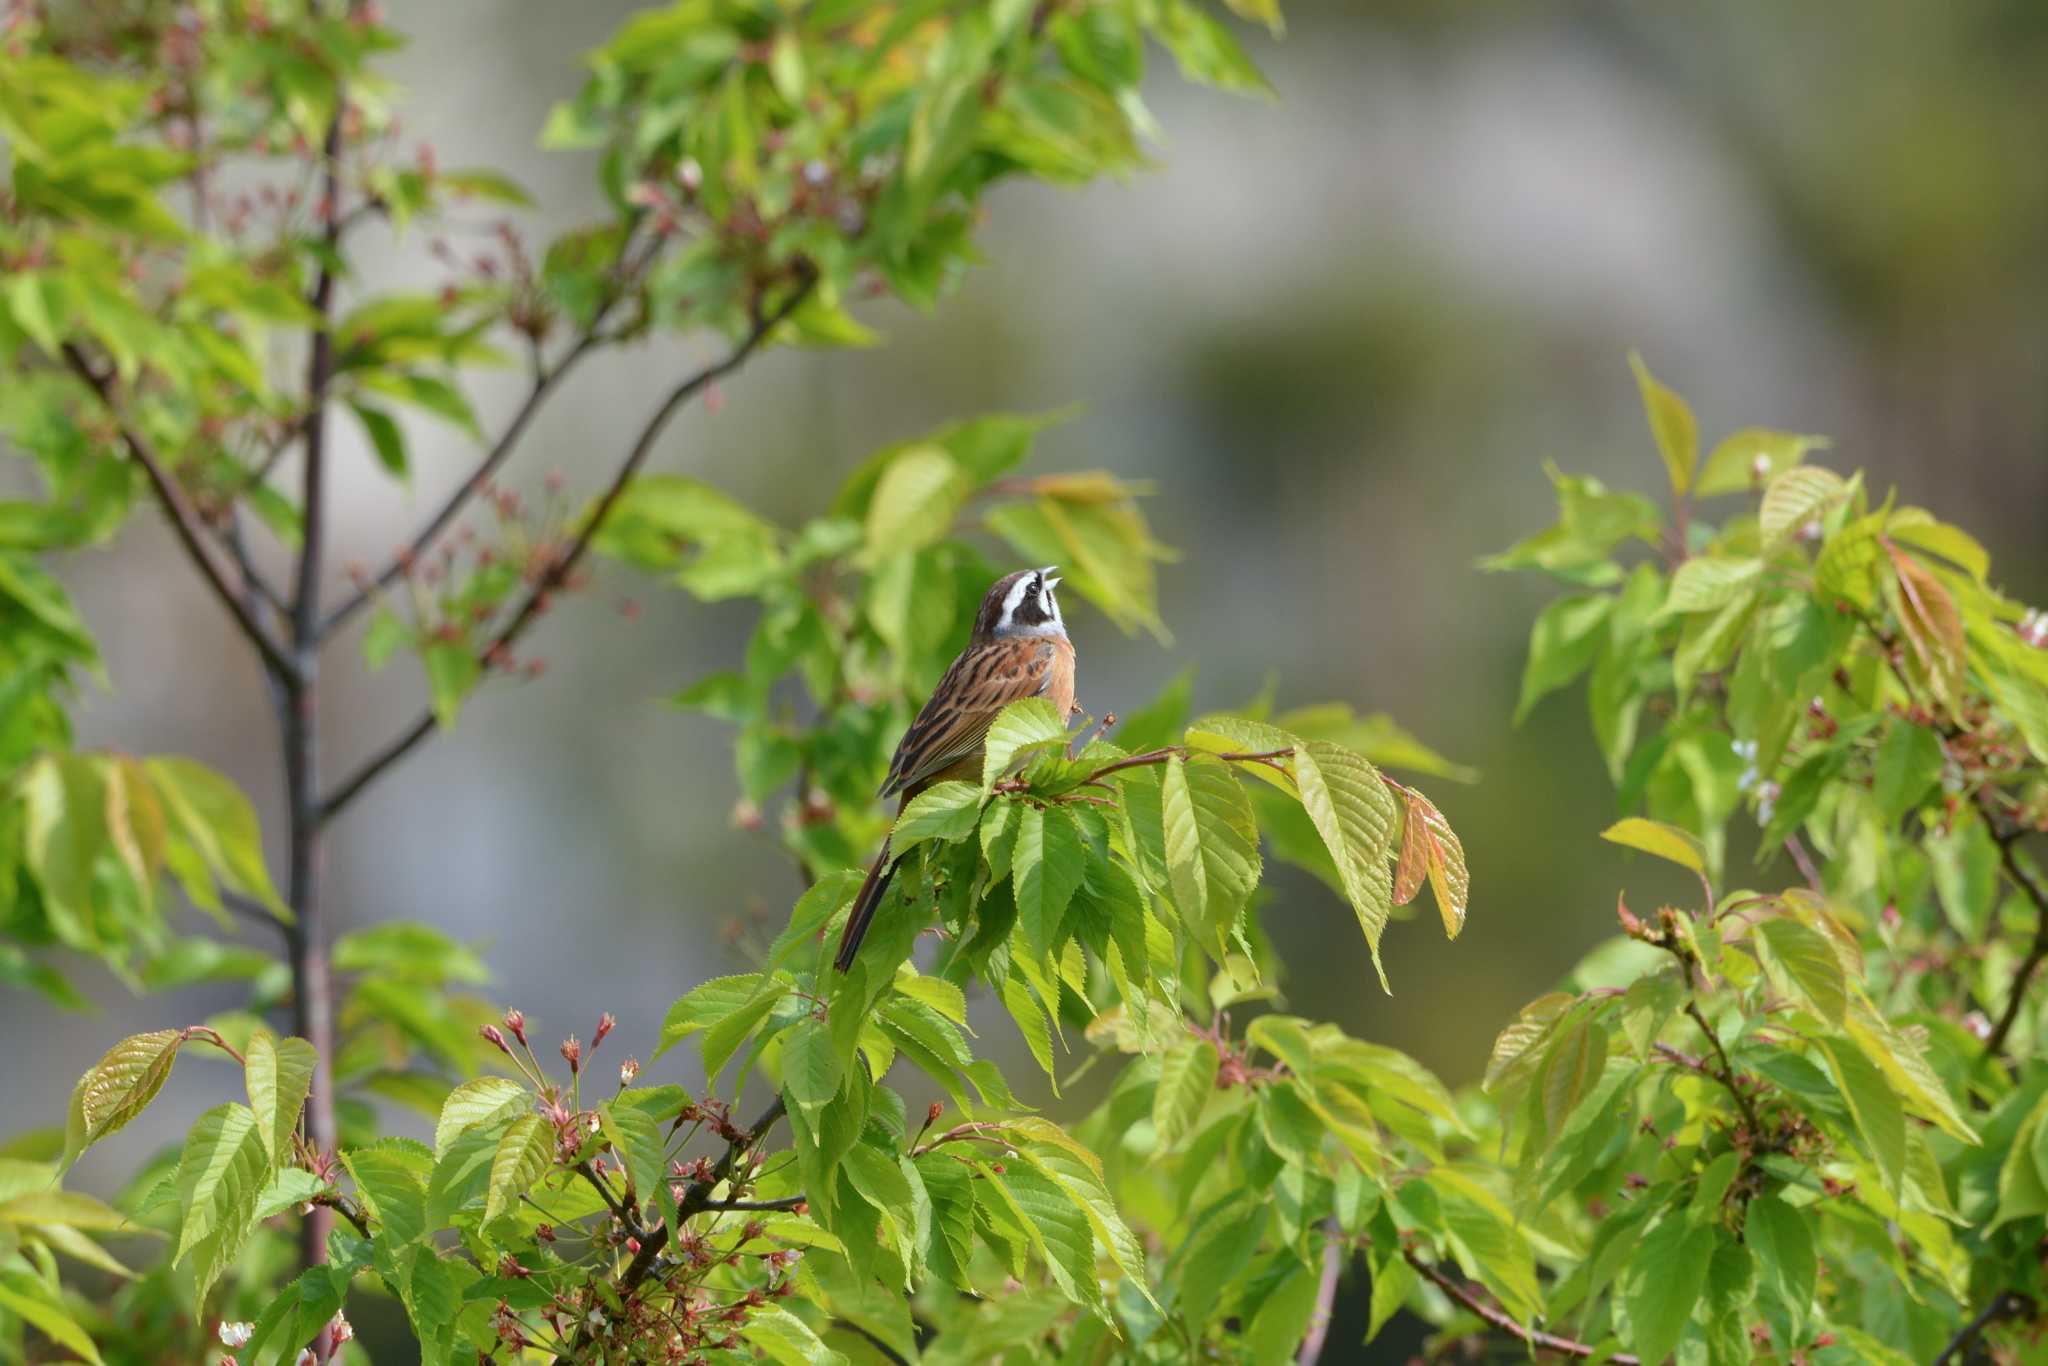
[700,1195,807,1213]
[1683,1000,1762,1135]
[316,333,600,639]
[320,275,815,821]
[555,1095,789,1361]
[59,345,297,679]
[1984,833,2048,1058]
[311,1192,372,1239]
[575,1161,642,1232]
[1404,1250,1639,1364]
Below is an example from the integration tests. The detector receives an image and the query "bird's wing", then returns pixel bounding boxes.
[880,638,1062,797]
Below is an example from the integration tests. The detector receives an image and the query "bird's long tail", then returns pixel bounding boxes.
[834,834,898,972]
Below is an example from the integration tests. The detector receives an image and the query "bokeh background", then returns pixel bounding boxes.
[12,1,2048,1357]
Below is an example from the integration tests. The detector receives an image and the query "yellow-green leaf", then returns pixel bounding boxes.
[1629,351,1697,497]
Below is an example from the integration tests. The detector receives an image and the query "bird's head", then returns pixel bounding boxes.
[977,566,1065,640]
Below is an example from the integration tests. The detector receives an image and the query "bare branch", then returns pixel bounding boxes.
[1984,832,2048,1058]
[1935,1291,2032,1366]
[59,345,298,679]
[316,333,599,640]
[1404,1250,1640,1364]
[320,276,816,822]
[700,1195,807,1213]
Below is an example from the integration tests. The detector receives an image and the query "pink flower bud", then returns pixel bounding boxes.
[504,1009,527,1045]
[592,1013,615,1051]
[560,1036,582,1073]
[480,1024,509,1053]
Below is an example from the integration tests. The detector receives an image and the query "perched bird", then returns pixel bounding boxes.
[834,567,1077,971]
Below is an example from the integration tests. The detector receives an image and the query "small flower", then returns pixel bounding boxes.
[1755,779,1780,826]
[561,1035,582,1073]
[219,1323,254,1349]
[620,1057,640,1085]
[328,1312,353,1345]
[2021,608,2048,649]
[677,158,704,193]
[592,1013,615,1051]
[480,1023,509,1053]
[295,1351,317,1366]
[504,1009,527,1045]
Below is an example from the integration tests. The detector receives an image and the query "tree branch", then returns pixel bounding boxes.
[1984,832,2048,1058]
[1683,1000,1763,1135]
[319,276,815,822]
[699,1195,807,1213]
[59,345,298,680]
[316,333,599,640]
[555,1095,789,1361]
[1295,1223,1344,1366]
[1934,1290,2030,1366]
[1404,1250,1639,1364]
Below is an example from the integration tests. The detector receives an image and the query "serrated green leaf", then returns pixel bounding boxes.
[782,1015,841,1115]
[433,1076,528,1158]
[1758,465,1847,543]
[61,1030,184,1171]
[1629,352,1697,495]
[244,1031,316,1166]
[982,697,1069,793]
[1620,1213,1713,1365]
[1514,594,1612,724]
[1744,1194,1815,1341]
[1600,817,1707,878]
[484,1114,552,1224]
[1696,429,1828,495]
[1657,556,1764,618]
[1291,742,1396,991]
[1153,1039,1219,1147]
[1012,804,1086,960]
[1754,917,1847,1026]
[890,781,982,852]
[172,1102,269,1303]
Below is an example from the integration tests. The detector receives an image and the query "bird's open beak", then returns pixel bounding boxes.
[1039,565,1060,586]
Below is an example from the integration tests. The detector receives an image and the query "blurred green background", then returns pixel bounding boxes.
[11,0,2048,1351]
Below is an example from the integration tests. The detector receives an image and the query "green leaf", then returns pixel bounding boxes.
[243,1031,317,1166]
[423,640,481,728]
[1514,594,1612,724]
[1754,917,1847,1026]
[1290,742,1397,991]
[1153,1039,1219,1147]
[1745,1194,1816,1341]
[1820,1037,1906,1194]
[347,400,409,478]
[782,1015,841,1115]
[1538,1017,1607,1135]
[484,1114,552,1224]
[172,1102,270,1303]
[862,445,966,563]
[357,369,481,438]
[599,1098,667,1213]
[995,970,1056,1093]
[1872,722,1944,820]
[979,1159,1100,1307]
[1656,556,1764,617]
[1629,351,1698,496]
[1695,429,1829,496]
[146,758,288,918]
[981,697,1069,794]
[1620,1212,1714,1365]
[1012,805,1086,960]
[1758,465,1847,544]
[1245,1260,1319,1364]
[742,1304,849,1366]
[1841,1002,1976,1144]
[61,1030,184,1170]
[1600,817,1707,878]
[891,780,983,853]
[0,1270,104,1364]
[433,1077,528,1158]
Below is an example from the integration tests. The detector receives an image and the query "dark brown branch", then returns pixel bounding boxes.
[59,345,297,679]
[701,1195,808,1213]
[1985,833,2048,1058]
[219,516,290,620]
[1683,1000,1763,1135]
[316,333,599,640]
[575,1160,642,1232]
[320,276,815,822]
[1404,1250,1639,1364]
[1934,1291,2031,1366]
[311,1191,372,1239]
[555,1095,789,1361]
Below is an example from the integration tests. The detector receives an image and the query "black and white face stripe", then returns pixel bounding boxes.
[995,566,1064,637]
